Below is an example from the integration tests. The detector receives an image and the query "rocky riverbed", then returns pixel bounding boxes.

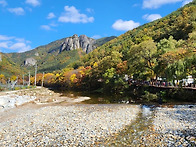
[0,87,90,112]
[153,105,196,146]
[0,88,195,146]
[0,89,36,112]
[0,104,140,146]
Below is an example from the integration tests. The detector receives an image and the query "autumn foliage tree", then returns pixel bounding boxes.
[0,74,6,84]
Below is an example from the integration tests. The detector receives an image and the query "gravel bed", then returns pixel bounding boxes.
[0,104,140,146]
[153,105,196,146]
[98,105,196,146]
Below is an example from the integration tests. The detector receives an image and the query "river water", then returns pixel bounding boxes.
[55,90,132,104]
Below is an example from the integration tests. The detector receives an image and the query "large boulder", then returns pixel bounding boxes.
[24,57,37,66]
[35,52,39,56]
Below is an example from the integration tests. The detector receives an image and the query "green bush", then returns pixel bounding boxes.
[142,91,158,102]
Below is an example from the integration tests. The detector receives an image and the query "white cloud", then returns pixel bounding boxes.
[14,38,31,43]
[182,0,193,6]
[47,12,56,19]
[0,42,9,48]
[8,7,25,15]
[143,14,162,22]
[58,6,94,23]
[92,35,102,39]
[0,34,32,53]
[112,19,140,31]
[0,35,14,40]
[0,0,7,7]
[10,43,31,52]
[143,0,182,9]
[25,0,40,7]
[40,25,52,31]
[41,22,58,31]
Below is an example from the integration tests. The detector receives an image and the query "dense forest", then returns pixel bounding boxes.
[1,1,196,102]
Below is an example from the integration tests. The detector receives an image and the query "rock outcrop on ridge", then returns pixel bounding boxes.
[60,34,96,54]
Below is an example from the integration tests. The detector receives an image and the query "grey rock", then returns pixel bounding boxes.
[35,52,39,56]
[0,54,2,62]
[60,34,96,54]
[24,57,37,66]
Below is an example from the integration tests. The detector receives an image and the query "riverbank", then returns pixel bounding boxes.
[0,104,140,146]
[0,88,37,112]
[0,87,90,112]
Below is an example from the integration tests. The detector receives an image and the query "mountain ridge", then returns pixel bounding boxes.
[0,35,116,76]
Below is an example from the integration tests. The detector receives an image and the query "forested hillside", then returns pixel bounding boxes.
[0,54,23,77]
[44,0,196,96]
[79,0,196,80]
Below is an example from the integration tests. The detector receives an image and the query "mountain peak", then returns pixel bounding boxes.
[60,34,96,54]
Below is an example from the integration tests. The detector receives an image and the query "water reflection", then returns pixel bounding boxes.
[53,90,134,104]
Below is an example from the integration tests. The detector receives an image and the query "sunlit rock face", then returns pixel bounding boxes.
[24,57,37,66]
[0,54,2,62]
[60,34,96,54]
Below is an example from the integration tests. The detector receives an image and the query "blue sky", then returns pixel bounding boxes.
[0,0,193,53]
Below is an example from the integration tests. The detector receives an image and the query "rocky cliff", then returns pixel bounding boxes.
[0,54,2,62]
[24,57,37,66]
[60,34,96,54]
